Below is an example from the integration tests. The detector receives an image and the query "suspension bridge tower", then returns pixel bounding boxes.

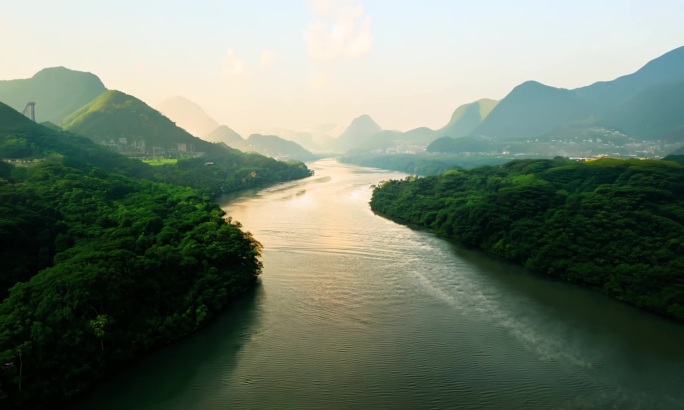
[22,102,36,122]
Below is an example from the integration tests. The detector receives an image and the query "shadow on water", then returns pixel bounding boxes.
[447,242,684,362]
[68,285,265,409]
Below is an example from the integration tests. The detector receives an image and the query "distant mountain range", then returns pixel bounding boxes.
[332,46,684,155]
[473,46,684,142]
[205,125,248,150]
[3,46,684,157]
[246,134,317,161]
[154,97,317,161]
[333,99,500,154]
[0,67,106,124]
[203,127,316,162]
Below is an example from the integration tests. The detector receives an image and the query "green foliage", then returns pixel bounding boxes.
[61,90,203,149]
[0,99,311,407]
[0,101,152,177]
[153,154,313,197]
[0,160,263,407]
[371,158,684,322]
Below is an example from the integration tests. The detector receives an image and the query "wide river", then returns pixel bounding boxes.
[74,159,684,409]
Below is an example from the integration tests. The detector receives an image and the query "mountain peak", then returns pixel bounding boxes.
[575,46,684,110]
[474,81,591,139]
[204,125,247,150]
[0,66,107,123]
[349,114,381,130]
[438,99,498,138]
[511,80,566,95]
[332,114,382,153]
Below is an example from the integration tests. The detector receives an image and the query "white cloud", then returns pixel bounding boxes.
[221,49,248,77]
[309,0,333,15]
[260,49,278,70]
[305,0,373,61]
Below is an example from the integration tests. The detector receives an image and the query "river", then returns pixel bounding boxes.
[74,158,684,409]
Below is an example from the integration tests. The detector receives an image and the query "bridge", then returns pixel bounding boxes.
[22,102,36,122]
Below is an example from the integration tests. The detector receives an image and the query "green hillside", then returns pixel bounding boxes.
[371,158,684,322]
[62,90,205,152]
[0,101,151,177]
[0,67,106,123]
[57,91,313,195]
[0,102,265,407]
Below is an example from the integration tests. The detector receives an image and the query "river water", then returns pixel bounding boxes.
[74,159,684,409]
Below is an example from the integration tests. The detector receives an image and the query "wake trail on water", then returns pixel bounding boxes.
[400,235,594,370]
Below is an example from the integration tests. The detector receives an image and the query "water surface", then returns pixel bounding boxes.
[74,159,684,409]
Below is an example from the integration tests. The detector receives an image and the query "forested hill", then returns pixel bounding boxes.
[1,101,313,197]
[0,159,263,407]
[59,91,313,195]
[371,158,684,322]
[0,101,151,177]
[0,102,308,406]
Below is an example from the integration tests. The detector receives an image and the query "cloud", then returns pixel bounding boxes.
[260,49,278,70]
[305,0,373,61]
[222,49,248,77]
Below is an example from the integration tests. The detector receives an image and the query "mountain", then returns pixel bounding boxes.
[471,46,684,141]
[0,67,106,123]
[204,125,250,150]
[602,82,684,141]
[575,46,684,112]
[246,134,316,161]
[61,90,210,154]
[333,114,383,152]
[0,101,266,408]
[156,96,219,137]
[438,98,498,138]
[473,81,593,139]
[0,101,150,176]
[399,127,437,146]
[260,128,326,152]
[427,136,494,153]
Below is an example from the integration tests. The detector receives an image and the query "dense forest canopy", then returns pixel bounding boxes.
[0,102,312,407]
[371,157,684,322]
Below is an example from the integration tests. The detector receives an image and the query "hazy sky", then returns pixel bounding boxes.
[2,0,683,136]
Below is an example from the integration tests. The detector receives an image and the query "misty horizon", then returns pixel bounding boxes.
[2,1,683,136]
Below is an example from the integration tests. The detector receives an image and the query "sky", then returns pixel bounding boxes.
[1,0,684,137]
